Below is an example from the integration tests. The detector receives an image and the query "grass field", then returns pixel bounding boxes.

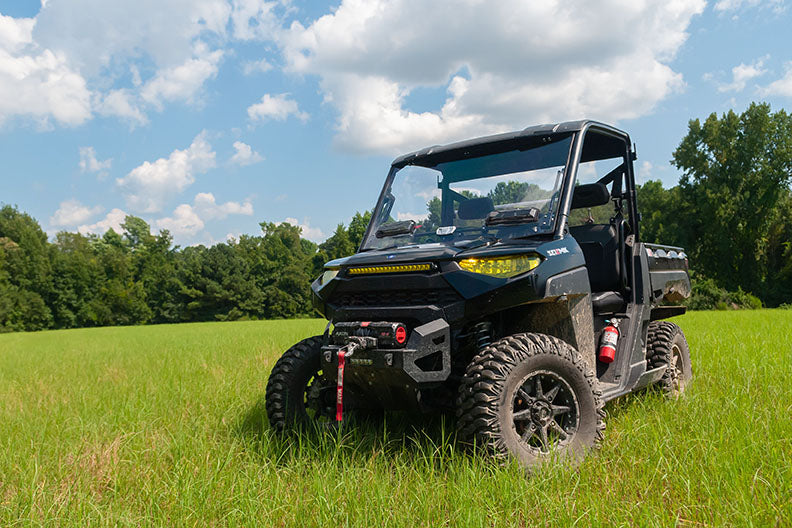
[0,311,790,527]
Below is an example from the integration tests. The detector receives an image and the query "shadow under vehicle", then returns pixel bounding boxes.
[265,120,692,468]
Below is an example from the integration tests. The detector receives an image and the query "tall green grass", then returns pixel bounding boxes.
[0,312,790,526]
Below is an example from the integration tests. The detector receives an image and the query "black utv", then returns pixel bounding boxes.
[265,120,692,468]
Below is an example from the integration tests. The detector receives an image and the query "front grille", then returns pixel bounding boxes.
[329,288,461,308]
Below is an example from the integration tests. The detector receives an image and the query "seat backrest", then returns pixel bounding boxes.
[571,183,610,210]
[569,223,620,292]
[457,197,494,219]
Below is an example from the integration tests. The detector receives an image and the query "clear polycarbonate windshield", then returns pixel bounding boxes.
[362,135,573,251]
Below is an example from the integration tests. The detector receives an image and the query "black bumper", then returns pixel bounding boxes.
[321,319,451,409]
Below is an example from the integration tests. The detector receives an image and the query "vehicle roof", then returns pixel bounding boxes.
[391,119,628,167]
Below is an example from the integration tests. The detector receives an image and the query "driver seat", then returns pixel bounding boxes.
[569,183,626,314]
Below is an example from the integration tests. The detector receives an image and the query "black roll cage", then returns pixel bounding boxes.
[362,120,639,255]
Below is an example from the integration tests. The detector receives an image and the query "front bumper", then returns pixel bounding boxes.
[320,319,451,409]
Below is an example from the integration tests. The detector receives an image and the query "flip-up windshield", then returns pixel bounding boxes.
[362,135,573,251]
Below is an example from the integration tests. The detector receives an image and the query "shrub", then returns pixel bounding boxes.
[686,278,762,310]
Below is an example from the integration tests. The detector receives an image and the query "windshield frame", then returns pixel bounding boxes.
[359,132,579,252]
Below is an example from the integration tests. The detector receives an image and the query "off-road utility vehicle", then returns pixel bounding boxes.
[266,120,692,467]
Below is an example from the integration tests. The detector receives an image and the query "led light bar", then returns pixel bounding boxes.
[347,263,433,275]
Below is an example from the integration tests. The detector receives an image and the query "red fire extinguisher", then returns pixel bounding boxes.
[599,319,619,363]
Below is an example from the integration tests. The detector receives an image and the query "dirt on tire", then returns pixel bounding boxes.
[646,321,692,397]
[456,333,605,468]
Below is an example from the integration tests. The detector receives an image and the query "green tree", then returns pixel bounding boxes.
[488,181,550,206]
[0,205,53,331]
[672,103,792,294]
[635,181,687,245]
[348,211,372,248]
[319,224,355,262]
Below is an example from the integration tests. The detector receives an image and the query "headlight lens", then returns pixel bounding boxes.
[318,268,339,286]
[458,254,541,278]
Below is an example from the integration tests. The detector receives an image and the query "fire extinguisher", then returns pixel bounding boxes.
[599,319,619,363]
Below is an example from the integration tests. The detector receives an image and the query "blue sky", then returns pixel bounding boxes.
[1,0,790,246]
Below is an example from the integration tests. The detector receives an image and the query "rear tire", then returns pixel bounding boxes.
[646,321,692,397]
[456,333,605,468]
[265,336,335,432]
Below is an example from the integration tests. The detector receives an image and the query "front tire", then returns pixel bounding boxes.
[265,336,335,432]
[456,333,605,468]
[646,321,692,397]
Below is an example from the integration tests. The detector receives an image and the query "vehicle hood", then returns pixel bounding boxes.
[325,239,550,268]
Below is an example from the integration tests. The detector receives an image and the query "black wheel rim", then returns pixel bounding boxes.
[512,370,579,454]
[304,369,335,423]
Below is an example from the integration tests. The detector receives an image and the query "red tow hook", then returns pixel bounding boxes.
[336,343,356,422]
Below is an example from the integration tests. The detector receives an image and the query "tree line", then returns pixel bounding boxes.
[1,103,791,333]
[0,207,372,332]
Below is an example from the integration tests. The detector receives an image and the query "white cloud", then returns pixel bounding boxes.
[50,199,103,227]
[718,57,768,92]
[78,208,127,235]
[762,62,792,97]
[33,0,231,75]
[94,89,147,124]
[0,13,35,52]
[637,161,654,185]
[79,146,112,176]
[247,93,309,123]
[0,0,238,127]
[229,140,264,166]
[140,45,224,109]
[283,217,323,242]
[396,211,427,222]
[0,14,92,127]
[280,0,705,154]
[231,0,280,40]
[156,203,205,236]
[193,192,253,218]
[156,192,254,238]
[243,57,273,75]
[117,131,216,213]
[714,0,785,12]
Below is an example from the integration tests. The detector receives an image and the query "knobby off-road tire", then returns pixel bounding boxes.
[456,333,605,468]
[265,336,334,432]
[646,321,692,398]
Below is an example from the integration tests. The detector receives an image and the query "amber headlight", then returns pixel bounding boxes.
[318,268,339,287]
[458,254,541,278]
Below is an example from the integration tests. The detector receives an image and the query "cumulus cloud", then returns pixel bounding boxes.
[247,93,309,123]
[0,0,262,127]
[78,208,127,235]
[156,192,253,237]
[279,0,705,154]
[79,146,112,176]
[156,203,205,236]
[229,141,264,166]
[117,131,216,213]
[762,62,792,97]
[94,89,147,125]
[714,0,785,12]
[193,192,253,218]
[243,57,273,75]
[282,217,323,242]
[140,45,224,109]
[718,57,768,92]
[0,14,92,126]
[33,0,231,75]
[231,0,281,40]
[50,199,103,227]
